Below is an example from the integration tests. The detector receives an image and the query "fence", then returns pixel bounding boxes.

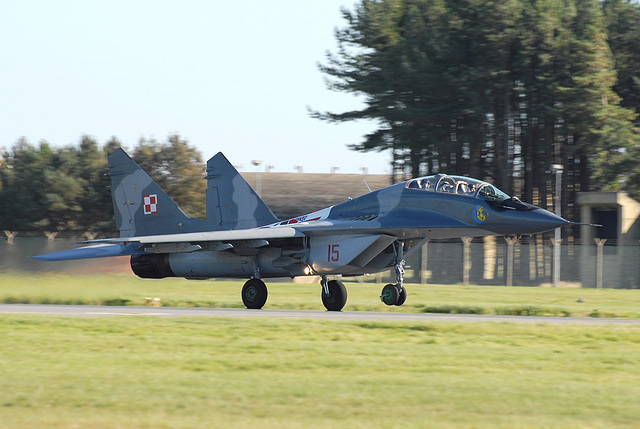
[1,235,639,289]
[399,237,640,289]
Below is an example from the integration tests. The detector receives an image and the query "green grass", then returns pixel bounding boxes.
[0,316,639,428]
[1,273,639,318]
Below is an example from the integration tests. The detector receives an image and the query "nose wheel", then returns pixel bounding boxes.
[380,283,407,306]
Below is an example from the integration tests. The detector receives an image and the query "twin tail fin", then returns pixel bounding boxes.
[108,148,278,237]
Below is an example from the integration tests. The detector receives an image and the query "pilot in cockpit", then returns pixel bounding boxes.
[421,179,433,190]
[457,182,476,195]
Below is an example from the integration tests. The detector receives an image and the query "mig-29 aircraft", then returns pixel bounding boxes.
[35,149,570,311]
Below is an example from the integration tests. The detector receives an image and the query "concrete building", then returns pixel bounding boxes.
[239,172,393,220]
[576,192,640,288]
[577,192,640,245]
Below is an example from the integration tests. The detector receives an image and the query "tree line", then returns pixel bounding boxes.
[0,135,206,233]
[311,0,640,220]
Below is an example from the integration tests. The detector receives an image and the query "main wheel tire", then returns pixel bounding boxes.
[322,280,347,312]
[242,278,268,309]
[395,286,407,306]
[380,283,400,306]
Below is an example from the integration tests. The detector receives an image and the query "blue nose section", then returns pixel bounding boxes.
[488,206,569,235]
[526,208,569,233]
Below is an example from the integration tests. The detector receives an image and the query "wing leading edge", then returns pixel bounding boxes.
[32,243,146,262]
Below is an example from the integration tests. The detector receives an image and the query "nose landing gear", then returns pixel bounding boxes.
[380,242,407,306]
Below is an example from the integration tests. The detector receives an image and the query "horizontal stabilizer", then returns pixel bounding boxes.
[33,243,144,262]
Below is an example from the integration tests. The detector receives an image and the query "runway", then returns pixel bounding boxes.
[1,304,639,325]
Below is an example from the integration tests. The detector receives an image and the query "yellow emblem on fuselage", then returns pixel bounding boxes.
[473,205,487,223]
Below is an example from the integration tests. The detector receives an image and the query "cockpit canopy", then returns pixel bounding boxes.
[405,174,511,202]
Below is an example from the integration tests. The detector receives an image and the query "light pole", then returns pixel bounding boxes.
[252,160,262,196]
[552,164,563,288]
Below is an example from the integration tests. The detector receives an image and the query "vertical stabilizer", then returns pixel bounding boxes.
[206,153,279,229]
[108,149,212,237]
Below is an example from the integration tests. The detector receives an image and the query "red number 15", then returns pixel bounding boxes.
[328,244,340,262]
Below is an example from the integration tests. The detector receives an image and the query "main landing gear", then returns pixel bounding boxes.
[380,242,407,306]
[321,276,347,312]
[241,276,348,311]
[242,258,268,310]
[242,278,268,309]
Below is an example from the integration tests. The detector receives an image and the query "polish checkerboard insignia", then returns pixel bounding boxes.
[143,194,158,214]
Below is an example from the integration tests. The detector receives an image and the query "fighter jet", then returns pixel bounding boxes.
[35,149,570,311]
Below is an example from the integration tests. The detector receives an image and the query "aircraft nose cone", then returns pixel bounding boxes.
[525,208,569,233]
[487,205,569,235]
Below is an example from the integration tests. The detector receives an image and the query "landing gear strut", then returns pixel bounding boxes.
[321,276,347,312]
[380,241,407,306]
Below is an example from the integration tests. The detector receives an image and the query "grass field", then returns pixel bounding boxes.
[1,316,640,429]
[1,273,639,318]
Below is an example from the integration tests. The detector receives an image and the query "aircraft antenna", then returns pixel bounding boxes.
[364,180,372,193]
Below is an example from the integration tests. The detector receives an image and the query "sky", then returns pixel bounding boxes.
[0,1,391,174]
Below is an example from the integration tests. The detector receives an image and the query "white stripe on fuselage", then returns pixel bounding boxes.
[263,207,332,228]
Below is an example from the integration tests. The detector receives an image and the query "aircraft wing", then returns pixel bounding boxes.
[33,227,304,261]
[86,226,304,244]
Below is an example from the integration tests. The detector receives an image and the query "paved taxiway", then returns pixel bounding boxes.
[1,304,639,325]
